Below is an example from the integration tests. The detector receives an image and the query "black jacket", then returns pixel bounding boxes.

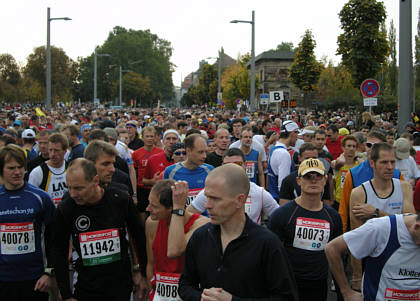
[179,215,299,301]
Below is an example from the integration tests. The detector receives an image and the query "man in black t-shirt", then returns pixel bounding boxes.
[205,128,230,168]
[269,158,342,301]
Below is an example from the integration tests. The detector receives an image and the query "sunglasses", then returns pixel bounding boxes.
[301,173,323,181]
[223,161,243,166]
[174,151,187,156]
[365,142,376,148]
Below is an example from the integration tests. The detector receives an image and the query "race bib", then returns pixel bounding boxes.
[79,228,121,266]
[153,272,181,301]
[340,170,348,188]
[0,222,35,255]
[384,288,420,300]
[246,162,255,178]
[187,189,202,207]
[293,217,330,251]
[244,195,252,215]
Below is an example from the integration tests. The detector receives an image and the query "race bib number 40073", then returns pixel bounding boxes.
[153,272,181,301]
[293,217,330,251]
[79,228,121,266]
[0,222,35,255]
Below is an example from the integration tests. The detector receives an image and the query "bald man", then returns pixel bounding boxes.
[178,164,298,301]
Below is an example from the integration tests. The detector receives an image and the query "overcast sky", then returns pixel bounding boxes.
[2,0,420,88]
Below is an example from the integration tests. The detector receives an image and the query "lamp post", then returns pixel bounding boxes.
[207,50,222,101]
[119,66,131,106]
[93,47,110,104]
[46,7,71,110]
[231,10,256,111]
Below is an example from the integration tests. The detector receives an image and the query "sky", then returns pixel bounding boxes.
[1,0,420,87]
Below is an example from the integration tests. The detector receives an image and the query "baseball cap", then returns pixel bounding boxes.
[338,128,350,135]
[22,129,36,139]
[13,120,22,126]
[280,120,299,133]
[394,138,410,160]
[298,158,326,176]
[80,124,92,133]
[300,128,315,136]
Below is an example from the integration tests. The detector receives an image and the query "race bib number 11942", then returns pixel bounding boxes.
[79,228,120,266]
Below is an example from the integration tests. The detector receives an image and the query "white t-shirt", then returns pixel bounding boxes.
[269,142,292,192]
[191,182,279,224]
[396,157,420,181]
[116,140,133,165]
[229,139,267,162]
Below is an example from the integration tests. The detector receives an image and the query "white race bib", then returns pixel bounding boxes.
[79,228,121,266]
[246,162,255,178]
[244,195,252,215]
[187,189,202,207]
[293,217,330,251]
[384,288,420,301]
[340,170,348,188]
[153,272,181,301]
[0,222,35,255]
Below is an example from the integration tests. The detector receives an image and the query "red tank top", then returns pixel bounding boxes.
[150,214,200,301]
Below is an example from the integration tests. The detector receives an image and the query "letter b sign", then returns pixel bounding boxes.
[269,91,284,103]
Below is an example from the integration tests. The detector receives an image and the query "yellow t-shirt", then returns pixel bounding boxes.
[334,161,359,203]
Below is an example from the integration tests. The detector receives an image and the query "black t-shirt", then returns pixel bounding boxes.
[279,171,330,201]
[25,155,48,181]
[128,135,144,151]
[68,143,85,163]
[205,151,223,168]
[268,200,342,280]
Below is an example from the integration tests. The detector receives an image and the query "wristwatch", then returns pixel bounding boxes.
[132,264,140,272]
[372,208,380,218]
[44,267,55,277]
[172,209,185,216]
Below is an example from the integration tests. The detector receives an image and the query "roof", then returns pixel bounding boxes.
[253,50,295,63]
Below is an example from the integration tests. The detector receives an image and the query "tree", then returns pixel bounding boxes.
[23,46,78,104]
[0,54,21,85]
[78,26,174,105]
[112,71,152,107]
[388,20,398,96]
[272,42,297,52]
[337,0,389,87]
[289,30,322,108]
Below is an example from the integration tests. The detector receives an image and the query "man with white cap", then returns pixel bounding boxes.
[267,120,300,201]
[21,128,37,161]
[394,137,420,187]
[269,158,342,301]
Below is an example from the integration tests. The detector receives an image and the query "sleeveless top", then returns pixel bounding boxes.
[361,178,404,215]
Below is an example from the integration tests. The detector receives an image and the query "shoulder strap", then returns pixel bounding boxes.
[39,163,50,191]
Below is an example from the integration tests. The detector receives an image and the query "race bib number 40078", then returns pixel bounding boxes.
[79,228,121,266]
[293,217,330,251]
[0,222,35,255]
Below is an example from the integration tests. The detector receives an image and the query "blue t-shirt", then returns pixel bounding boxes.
[0,182,55,281]
[67,143,85,164]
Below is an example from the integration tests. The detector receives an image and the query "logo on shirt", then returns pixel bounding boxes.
[75,215,90,231]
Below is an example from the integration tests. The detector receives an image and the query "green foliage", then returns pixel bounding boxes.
[271,42,297,52]
[289,30,322,94]
[388,20,398,96]
[112,72,152,106]
[24,46,78,104]
[337,0,389,87]
[77,26,174,105]
[0,54,21,85]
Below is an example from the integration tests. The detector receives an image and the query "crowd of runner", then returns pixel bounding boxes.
[0,103,420,301]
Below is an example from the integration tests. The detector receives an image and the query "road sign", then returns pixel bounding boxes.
[269,91,284,103]
[260,93,269,104]
[364,98,377,106]
[360,79,380,98]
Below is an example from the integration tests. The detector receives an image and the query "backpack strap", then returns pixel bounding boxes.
[39,162,51,191]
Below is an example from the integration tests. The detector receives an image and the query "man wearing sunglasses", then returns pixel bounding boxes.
[187,148,279,224]
[339,131,403,235]
[268,158,342,301]
[348,142,415,293]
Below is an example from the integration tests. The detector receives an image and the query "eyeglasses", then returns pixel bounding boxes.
[301,173,324,181]
[223,161,243,166]
[366,142,376,148]
[174,151,187,156]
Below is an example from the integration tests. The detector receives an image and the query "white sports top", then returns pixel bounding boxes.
[361,178,404,215]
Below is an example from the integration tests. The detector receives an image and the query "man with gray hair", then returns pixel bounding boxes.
[179,163,298,301]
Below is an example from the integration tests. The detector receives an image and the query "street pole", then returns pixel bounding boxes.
[250,10,256,112]
[218,49,222,94]
[398,0,413,134]
[94,47,97,103]
[119,65,122,106]
[46,7,51,110]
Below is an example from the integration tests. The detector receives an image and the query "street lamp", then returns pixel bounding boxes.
[207,50,222,103]
[231,10,256,111]
[94,47,110,104]
[119,66,131,106]
[46,7,71,110]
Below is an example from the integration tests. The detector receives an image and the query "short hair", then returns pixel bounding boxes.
[326,124,338,133]
[299,142,317,155]
[177,121,187,128]
[84,141,119,163]
[103,127,118,142]
[48,133,69,150]
[367,130,386,142]
[401,132,414,141]
[223,148,246,162]
[341,135,358,147]
[151,179,175,208]
[186,128,201,137]
[231,118,245,126]
[68,158,97,181]
[314,129,326,136]
[385,130,394,137]
[184,133,204,150]
[207,163,250,199]
[370,142,394,163]
[240,126,253,135]
[38,130,52,138]
[60,124,80,137]
[0,144,26,176]
[142,126,156,135]
[214,127,229,138]
[88,129,108,143]
[262,119,271,127]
